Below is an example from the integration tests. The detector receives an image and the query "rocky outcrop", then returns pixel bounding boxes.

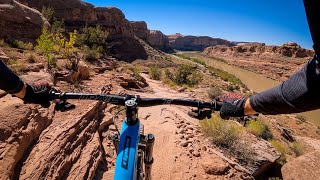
[0,97,52,179]
[148,30,171,52]
[131,21,148,41]
[0,0,49,43]
[17,0,172,59]
[203,42,314,58]
[281,150,320,180]
[168,33,233,51]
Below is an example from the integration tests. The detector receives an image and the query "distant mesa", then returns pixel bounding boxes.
[203,42,314,58]
[167,33,233,51]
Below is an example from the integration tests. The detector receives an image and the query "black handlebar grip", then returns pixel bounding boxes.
[219,102,244,119]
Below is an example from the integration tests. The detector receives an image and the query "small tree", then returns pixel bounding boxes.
[36,28,55,68]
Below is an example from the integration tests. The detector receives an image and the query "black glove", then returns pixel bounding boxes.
[216,93,247,119]
[23,83,52,107]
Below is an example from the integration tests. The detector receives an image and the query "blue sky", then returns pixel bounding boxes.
[85,0,313,49]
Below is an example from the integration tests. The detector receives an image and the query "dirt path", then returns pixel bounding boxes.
[104,74,245,179]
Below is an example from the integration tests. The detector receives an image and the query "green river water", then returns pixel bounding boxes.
[184,52,320,126]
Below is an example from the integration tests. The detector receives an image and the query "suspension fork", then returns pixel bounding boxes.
[140,134,155,180]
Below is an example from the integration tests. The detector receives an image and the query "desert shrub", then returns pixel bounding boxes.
[174,64,202,86]
[246,120,273,140]
[200,114,252,159]
[191,58,206,65]
[207,86,222,99]
[51,19,65,34]
[164,69,174,81]
[41,6,54,23]
[76,26,108,48]
[11,40,33,50]
[174,53,191,60]
[47,55,57,68]
[83,45,103,61]
[27,53,38,63]
[10,63,27,74]
[149,66,162,80]
[188,71,203,86]
[208,66,243,85]
[4,49,19,60]
[290,142,304,157]
[269,139,287,164]
[200,114,243,147]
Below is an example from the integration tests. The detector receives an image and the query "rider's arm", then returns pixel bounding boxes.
[247,56,320,115]
[0,60,26,98]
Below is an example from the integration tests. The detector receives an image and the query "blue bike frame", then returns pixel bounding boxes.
[114,119,141,180]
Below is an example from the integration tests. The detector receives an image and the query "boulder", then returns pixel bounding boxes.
[281,150,320,180]
[78,61,90,80]
[0,0,49,42]
[201,157,230,175]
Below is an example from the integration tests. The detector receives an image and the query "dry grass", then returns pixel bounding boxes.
[149,66,162,80]
[246,120,273,140]
[269,139,287,165]
[290,142,304,157]
[26,53,39,63]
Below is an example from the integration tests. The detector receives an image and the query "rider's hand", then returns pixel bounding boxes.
[216,93,249,119]
[22,81,52,107]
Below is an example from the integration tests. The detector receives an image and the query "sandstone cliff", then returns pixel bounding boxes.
[203,42,314,58]
[0,0,49,43]
[14,0,172,58]
[202,42,314,81]
[168,33,233,51]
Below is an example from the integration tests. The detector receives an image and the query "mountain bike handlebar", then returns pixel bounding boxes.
[50,92,222,110]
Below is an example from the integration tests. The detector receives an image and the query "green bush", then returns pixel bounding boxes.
[246,120,273,140]
[83,45,103,61]
[174,64,202,86]
[149,66,162,80]
[76,26,108,48]
[207,86,222,99]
